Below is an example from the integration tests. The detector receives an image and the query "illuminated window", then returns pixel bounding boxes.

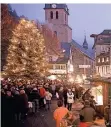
[91,85,103,105]
[106,57,109,62]
[98,58,100,63]
[102,58,104,62]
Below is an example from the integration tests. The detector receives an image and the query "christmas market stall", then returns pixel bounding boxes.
[88,77,111,115]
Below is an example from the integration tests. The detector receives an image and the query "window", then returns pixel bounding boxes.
[65,14,66,21]
[54,31,57,36]
[106,57,109,62]
[49,65,53,69]
[98,38,103,41]
[50,11,53,19]
[102,58,104,62]
[61,65,66,70]
[55,65,60,69]
[98,58,100,63]
[56,11,58,19]
[107,47,110,52]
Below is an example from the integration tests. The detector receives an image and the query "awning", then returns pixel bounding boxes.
[87,77,111,85]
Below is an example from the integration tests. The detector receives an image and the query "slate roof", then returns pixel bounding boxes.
[100,29,111,35]
[49,57,69,64]
[71,39,95,60]
[44,4,68,9]
[83,35,88,50]
[44,4,69,15]
[61,42,71,58]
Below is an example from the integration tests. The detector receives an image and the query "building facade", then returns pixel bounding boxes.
[44,4,72,43]
[71,39,95,83]
[44,4,95,82]
[91,29,111,78]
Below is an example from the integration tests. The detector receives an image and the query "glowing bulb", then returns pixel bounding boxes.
[12,46,16,49]
[25,47,29,50]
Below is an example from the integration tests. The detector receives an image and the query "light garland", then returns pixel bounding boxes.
[3,18,48,79]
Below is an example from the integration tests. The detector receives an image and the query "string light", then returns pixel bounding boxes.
[3,18,48,79]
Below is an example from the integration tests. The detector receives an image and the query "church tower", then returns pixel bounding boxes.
[83,35,88,50]
[44,4,72,43]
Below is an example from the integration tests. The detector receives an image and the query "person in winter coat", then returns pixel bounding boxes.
[45,89,52,110]
[67,89,74,111]
[53,100,69,127]
[63,87,68,107]
[39,85,46,108]
[80,100,96,122]
[14,91,21,122]
[56,87,64,101]
[19,90,28,121]
[29,88,40,112]
[4,90,15,127]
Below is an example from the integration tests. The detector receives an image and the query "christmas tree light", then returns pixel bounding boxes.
[3,18,48,79]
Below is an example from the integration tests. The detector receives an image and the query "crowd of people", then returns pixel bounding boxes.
[1,78,110,127]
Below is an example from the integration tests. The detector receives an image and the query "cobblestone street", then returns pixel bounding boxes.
[20,100,106,127]
[20,100,57,127]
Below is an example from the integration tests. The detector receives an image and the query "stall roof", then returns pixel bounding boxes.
[87,77,111,84]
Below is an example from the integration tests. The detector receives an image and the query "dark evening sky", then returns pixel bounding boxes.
[11,4,111,49]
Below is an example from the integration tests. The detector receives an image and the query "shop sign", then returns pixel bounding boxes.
[79,65,90,68]
[49,69,67,74]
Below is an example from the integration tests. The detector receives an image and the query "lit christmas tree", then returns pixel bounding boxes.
[3,18,47,79]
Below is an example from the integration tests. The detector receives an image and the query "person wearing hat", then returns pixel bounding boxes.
[80,100,96,122]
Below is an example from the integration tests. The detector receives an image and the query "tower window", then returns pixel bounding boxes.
[65,14,66,21]
[50,11,53,19]
[56,11,58,19]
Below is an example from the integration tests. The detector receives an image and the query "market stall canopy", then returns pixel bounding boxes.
[87,77,111,85]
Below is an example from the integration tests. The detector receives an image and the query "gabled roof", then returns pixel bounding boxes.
[61,42,71,58]
[71,39,95,60]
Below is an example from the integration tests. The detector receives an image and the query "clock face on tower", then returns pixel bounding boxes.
[52,4,56,8]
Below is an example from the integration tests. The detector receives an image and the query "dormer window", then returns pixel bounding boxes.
[56,11,58,19]
[50,11,53,19]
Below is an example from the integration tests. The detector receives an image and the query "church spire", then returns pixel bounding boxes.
[83,31,88,50]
